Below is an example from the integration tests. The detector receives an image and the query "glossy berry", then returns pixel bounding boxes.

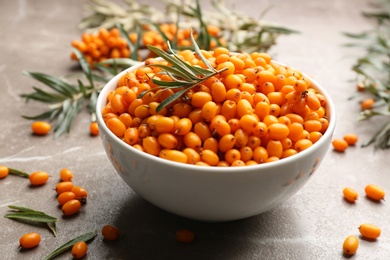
[29,171,49,186]
[59,168,73,182]
[90,121,99,136]
[102,225,121,240]
[31,121,51,135]
[62,199,81,216]
[343,187,358,203]
[19,232,41,249]
[57,191,76,206]
[55,181,74,195]
[359,223,381,239]
[365,184,385,201]
[343,235,358,255]
[72,241,88,259]
[0,166,9,179]
[332,139,348,152]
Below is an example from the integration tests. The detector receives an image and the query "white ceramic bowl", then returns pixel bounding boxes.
[96,61,336,222]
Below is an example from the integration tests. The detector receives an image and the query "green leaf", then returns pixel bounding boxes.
[72,48,94,88]
[5,205,58,236]
[42,230,98,260]
[22,108,59,121]
[8,168,29,178]
[156,87,190,113]
[148,63,196,81]
[23,71,77,98]
[147,45,199,80]
[190,30,215,71]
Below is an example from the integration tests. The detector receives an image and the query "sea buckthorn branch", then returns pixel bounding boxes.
[138,34,228,113]
[344,0,390,149]
[21,49,110,138]
[4,205,59,236]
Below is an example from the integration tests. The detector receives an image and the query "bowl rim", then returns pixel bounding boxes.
[96,59,336,174]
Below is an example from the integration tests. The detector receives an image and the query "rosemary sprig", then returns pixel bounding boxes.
[42,230,98,260]
[344,0,390,149]
[138,32,228,113]
[4,205,59,236]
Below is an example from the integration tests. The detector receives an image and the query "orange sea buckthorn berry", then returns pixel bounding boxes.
[90,122,99,136]
[154,116,175,133]
[344,133,358,146]
[72,241,88,259]
[253,146,268,164]
[182,148,201,164]
[343,187,358,203]
[332,139,348,153]
[161,150,188,164]
[200,149,220,166]
[183,132,202,151]
[71,186,88,199]
[0,166,9,179]
[359,223,381,239]
[102,224,121,241]
[106,117,126,138]
[59,168,73,182]
[365,184,385,201]
[55,181,74,195]
[361,98,375,110]
[62,199,81,216]
[29,171,49,186]
[266,140,283,158]
[158,133,178,149]
[176,229,195,243]
[201,101,218,122]
[31,121,51,135]
[124,127,139,145]
[19,232,41,249]
[268,123,290,140]
[343,235,358,255]
[58,191,76,206]
[294,139,313,152]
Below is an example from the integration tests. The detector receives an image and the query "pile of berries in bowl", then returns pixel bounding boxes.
[96,44,335,222]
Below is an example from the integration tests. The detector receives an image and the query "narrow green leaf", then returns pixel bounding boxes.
[42,230,98,260]
[156,87,190,113]
[148,63,196,81]
[8,168,29,178]
[151,78,189,87]
[190,30,215,71]
[5,205,58,236]
[21,87,66,103]
[47,222,57,237]
[22,109,59,121]
[72,48,94,88]
[23,71,77,98]
[5,213,58,223]
[147,45,198,80]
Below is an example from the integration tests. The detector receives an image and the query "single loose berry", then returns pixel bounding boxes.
[343,187,358,203]
[19,232,41,249]
[365,184,385,201]
[102,225,121,240]
[31,121,51,135]
[343,235,358,255]
[72,241,88,259]
[59,168,73,182]
[29,171,49,186]
[0,166,9,179]
[359,223,381,239]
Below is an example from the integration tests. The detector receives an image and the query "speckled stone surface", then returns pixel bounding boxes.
[1,0,389,259]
